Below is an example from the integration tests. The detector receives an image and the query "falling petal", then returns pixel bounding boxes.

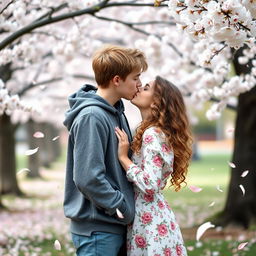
[116,208,124,219]
[17,168,30,175]
[239,184,245,196]
[25,147,39,156]
[210,167,215,171]
[241,170,249,178]
[209,202,215,207]
[52,136,60,141]
[40,85,46,90]
[196,222,215,241]
[187,246,194,251]
[228,162,236,168]
[238,242,248,250]
[54,240,61,250]
[33,131,44,138]
[216,185,223,192]
[226,127,234,133]
[188,185,202,193]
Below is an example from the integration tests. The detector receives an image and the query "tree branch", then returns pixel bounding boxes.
[0,0,169,50]
[18,74,94,96]
[0,0,16,15]
[210,97,237,111]
[93,14,183,58]
[93,14,215,72]
[34,3,68,22]
[0,0,110,50]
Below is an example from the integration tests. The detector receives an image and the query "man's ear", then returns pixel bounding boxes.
[112,75,121,87]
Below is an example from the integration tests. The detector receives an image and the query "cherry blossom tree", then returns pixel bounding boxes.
[167,0,256,228]
[0,0,256,228]
[0,0,171,199]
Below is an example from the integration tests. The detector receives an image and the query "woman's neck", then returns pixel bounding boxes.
[140,109,151,121]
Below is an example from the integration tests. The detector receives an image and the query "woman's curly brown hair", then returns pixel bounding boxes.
[131,76,193,191]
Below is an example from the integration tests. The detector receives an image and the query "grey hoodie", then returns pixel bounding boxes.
[63,84,135,236]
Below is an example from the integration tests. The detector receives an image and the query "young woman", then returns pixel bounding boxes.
[115,76,193,256]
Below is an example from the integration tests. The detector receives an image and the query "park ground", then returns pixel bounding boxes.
[1,139,256,256]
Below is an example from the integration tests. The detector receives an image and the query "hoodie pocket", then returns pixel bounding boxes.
[116,188,135,224]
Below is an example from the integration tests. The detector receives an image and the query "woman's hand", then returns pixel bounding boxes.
[115,127,133,171]
[115,127,129,160]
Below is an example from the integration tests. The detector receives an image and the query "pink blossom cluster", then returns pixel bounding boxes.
[0,79,36,116]
[168,0,256,49]
[0,0,255,124]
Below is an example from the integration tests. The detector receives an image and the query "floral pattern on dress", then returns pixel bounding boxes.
[126,127,187,256]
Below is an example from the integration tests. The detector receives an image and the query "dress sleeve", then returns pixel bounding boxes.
[126,128,174,194]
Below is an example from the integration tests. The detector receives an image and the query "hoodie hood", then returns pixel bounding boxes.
[63,84,125,131]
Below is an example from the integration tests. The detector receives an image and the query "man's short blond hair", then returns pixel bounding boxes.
[92,45,148,88]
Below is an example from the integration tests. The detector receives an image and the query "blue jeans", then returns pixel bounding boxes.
[71,232,125,256]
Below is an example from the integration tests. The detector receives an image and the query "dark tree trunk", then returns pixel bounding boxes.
[215,47,256,228]
[51,125,61,161]
[26,120,41,178]
[0,197,4,209]
[38,122,52,168]
[0,114,22,195]
[38,122,60,168]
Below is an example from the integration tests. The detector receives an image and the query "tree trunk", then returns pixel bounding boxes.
[50,125,61,161]
[26,120,41,178]
[38,122,60,168]
[0,195,4,209]
[215,48,256,228]
[0,114,22,195]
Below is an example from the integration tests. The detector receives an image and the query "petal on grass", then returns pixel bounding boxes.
[52,136,60,141]
[196,222,215,241]
[241,170,249,178]
[189,185,202,193]
[54,240,61,250]
[209,202,215,207]
[116,208,124,219]
[238,242,248,250]
[33,131,44,138]
[239,184,245,196]
[17,168,30,175]
[25,147,39,156]
[228,162,236,168]
[187,246,194,251]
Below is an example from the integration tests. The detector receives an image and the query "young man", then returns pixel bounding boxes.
[63,45,148,256]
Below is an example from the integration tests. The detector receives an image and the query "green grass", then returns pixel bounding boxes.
[185,240,256,256]
[162,153,256,255]
[6,233,75,256]
[11,152,256,255]
[17,154,28,171]
[163,154,232,227]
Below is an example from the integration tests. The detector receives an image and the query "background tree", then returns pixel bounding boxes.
[0,0,256,228]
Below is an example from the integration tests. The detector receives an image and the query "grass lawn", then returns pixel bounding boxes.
[162,153,256,255]
[2,151,255,255]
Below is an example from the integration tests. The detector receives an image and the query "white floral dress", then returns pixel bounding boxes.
[126,127,187,256]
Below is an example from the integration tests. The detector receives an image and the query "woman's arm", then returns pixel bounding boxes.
[115,127,173,194]
[115,127,133,171]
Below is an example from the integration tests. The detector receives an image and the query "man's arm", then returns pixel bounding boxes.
[72,114,126,216]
